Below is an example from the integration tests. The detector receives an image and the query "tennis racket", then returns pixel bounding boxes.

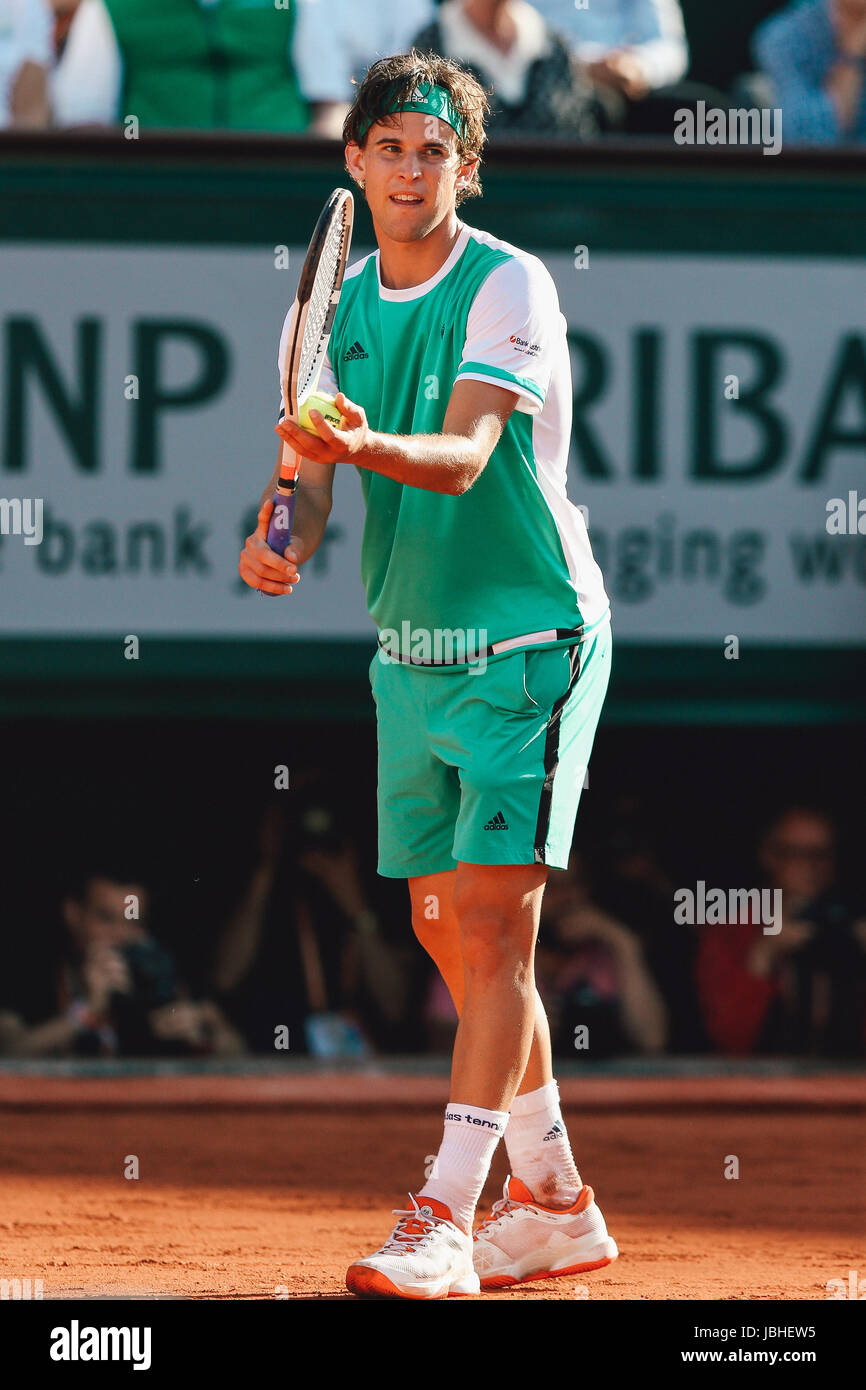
[265,187,355,558]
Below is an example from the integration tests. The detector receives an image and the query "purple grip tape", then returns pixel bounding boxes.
[265,487,297,557]
[259,487,297,595]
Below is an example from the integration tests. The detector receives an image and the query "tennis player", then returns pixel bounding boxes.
[239,52,617,1300]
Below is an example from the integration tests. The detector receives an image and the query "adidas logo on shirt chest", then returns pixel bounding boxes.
[343,340,369,361]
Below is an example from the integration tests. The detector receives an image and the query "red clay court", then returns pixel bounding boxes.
[0,1062,861,1301]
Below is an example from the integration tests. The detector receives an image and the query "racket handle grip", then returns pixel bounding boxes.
[265,487,297,556]
[259,487,297,597]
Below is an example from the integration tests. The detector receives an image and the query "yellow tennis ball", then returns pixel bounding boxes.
[298,392,344,434]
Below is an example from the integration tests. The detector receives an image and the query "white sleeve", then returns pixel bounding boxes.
[456,256,562,415]
[634,0,689,88]
[293,0,437,104]
[292,0,353,104]
[317,353,339,398]
[276,303,296,417]
[51,0,122,126]
[11,0,53,66]
[276,301,338,416]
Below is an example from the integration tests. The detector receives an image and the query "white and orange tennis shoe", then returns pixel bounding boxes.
[473,1176,618,1288]
[346,1194,480,1300]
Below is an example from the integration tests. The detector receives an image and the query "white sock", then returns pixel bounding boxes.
[418,1101,509,1234]
[504,1079,582,1205]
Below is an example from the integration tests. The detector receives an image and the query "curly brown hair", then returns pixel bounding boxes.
[343,51,490,204]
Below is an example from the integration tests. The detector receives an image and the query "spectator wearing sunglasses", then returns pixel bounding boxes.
[697,807,866,1057]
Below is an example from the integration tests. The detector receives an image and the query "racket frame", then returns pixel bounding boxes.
[267,188,354,555]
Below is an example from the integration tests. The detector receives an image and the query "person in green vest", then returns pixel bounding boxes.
[240,50,618,1301]
[51,0,308,131]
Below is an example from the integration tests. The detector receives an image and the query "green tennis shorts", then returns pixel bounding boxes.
[369,617,612,879]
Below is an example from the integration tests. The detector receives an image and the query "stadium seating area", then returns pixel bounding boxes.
[5,1,864,147]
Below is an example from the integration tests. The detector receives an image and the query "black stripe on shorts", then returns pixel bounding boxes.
[533,642,583,865]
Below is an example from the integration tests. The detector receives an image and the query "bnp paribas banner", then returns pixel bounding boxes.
[0,243,864,644]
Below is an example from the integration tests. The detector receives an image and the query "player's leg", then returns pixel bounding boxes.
[407,864,541,1235]
[410,868,554,1093]
[408,867,586,1228]
[346,656,479,1299]
[424,862,545,1109]
[457,863,544,1089]
[413,861,585,1223]
[411,870,585,1214]
[435,622,616,1286]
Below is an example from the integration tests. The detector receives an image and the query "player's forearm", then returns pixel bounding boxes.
[290,482,332,557]
[353,431,486,495]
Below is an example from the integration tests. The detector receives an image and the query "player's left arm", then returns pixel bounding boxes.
[274,379,518,495]
[274,253,559,494]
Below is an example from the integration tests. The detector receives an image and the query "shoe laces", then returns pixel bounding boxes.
[380,1195,445,1255]
[474,1178,527,1238]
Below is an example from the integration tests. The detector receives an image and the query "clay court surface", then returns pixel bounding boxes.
[0,1071,862,1301]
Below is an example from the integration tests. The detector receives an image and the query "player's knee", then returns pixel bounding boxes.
[457,906,533,980]
[410,910,436,954]
[411,904,457,958]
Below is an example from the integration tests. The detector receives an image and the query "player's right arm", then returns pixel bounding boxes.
[238,449,336,596]
[240,320,341,594]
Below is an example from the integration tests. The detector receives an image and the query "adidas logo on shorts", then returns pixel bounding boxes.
[484,811,509,830]
[343,339,369,361]
[542,1122,564,1142]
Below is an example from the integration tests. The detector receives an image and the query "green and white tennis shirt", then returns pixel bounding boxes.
[278,221,609,663]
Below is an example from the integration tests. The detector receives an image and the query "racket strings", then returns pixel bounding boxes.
[297,212,351,402]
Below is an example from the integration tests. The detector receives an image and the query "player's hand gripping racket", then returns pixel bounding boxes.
[264,187,354,566]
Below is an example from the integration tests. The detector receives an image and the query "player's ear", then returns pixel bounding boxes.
[456,156,479,192]
[345,141,365,190]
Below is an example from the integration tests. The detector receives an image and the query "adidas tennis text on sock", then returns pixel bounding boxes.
[419,1101,509,1233]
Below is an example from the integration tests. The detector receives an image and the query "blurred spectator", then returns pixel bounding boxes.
[0,863,245,1057]
[293,0,436,138]
[46,0,80,60]
[212,798,417,1057]
[696,807,866,1057]
[411,0,609,137]
[539,0,689,93]
[0,0,52,128]
[592,792,708,1052]
[51,0,308,131]
[537,0,735,135]
[537,851,668,1058]
[753,0,866,144]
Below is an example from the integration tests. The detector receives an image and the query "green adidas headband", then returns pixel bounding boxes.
[357,83,468,144]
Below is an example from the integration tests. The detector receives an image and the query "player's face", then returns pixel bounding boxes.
[347,112,477,243]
